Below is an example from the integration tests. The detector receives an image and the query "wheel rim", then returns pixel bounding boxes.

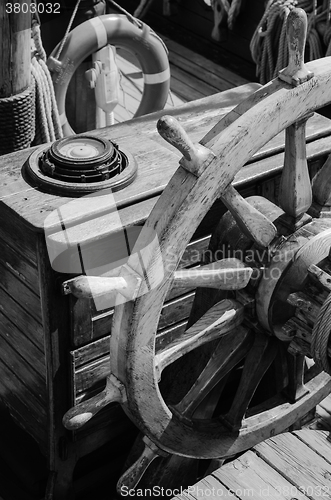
[110,56,331,456]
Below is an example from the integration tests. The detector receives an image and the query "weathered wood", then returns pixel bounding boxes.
[173,326,253,418]
[157,114,216,177]
[63,374,126,431]
[105,22,331,461]
[214,450,308,500]
[278,8,313,86]
[255,432,331,497]
[173,430,331,500]
[278,115,313,223]
[172,258,252,290]
[117,436,168,494]
[222,334,278,430]
[283,352,309,403]
[222,184,277,247]
[308,263,331,291]
[0,1,31,97]
[155,299,244,377]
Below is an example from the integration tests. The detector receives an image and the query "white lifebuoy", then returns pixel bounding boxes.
[48,14,171,136]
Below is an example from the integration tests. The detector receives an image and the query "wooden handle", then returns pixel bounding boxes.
[157,115,195,160]
[62,375,126,430]
[117,437,168,494]
[278,8,313,86]
[221,185,277,247]
[157,115,215,176]
[278,116,312,221]
[62,275,129,299]
[173,258,253,289]
[155,299,244,377]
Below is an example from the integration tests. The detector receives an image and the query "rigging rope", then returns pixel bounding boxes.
[311,292,331,374]
[250,0,330,84]
[31,18,63,144]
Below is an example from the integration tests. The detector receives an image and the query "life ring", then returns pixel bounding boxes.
[47,14,171,136]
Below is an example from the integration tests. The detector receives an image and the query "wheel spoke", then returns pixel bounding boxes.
[221,185,277,247]
[155,299,244,378]
[283,352,309,403]
[173,258,253,290]
[173,325,254,418]
[278,115,313,225]
[222,333,279,430]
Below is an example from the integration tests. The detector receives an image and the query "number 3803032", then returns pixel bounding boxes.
[5,3,61,14]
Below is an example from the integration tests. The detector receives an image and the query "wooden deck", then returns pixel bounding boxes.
[113,33,249,123]
[172,430,331,500]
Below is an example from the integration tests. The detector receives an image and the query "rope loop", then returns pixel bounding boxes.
[311,292,331,374]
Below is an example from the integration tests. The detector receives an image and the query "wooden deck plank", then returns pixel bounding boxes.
[110,31,247,123]
[213,450,309,500]
[163,36,249,89]
[255,433,331,499]
[173,431,331,500]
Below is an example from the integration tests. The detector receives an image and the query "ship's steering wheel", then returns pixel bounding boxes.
[62,7,331,492]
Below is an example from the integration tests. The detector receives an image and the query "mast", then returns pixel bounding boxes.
[0,1,31,97]
[0,1,34,154]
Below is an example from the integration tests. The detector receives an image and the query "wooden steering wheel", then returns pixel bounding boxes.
[63,7,331,491]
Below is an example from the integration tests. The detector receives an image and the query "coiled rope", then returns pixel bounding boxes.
[0,84,35,155]
[250,0,329,84]
[31,19,63,144]
[311,292,331,374]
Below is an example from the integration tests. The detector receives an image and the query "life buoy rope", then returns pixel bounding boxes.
[48,13,171,136]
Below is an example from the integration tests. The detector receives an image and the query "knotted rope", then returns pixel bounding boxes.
[311,292,331,374]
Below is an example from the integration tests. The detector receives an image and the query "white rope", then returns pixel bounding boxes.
[55,0,82,59]
[31,18,63,144]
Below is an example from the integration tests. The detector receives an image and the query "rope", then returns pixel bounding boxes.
[250,0,328,85]
[311,292,331,374]
[0,84,35,155]
[107,0,143,26]
[55,0,82,59]
[228,0,242,30]
[31,17,63,144]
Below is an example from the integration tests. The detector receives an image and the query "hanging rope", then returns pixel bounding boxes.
[250,0,327,84]
[31,19,63,144]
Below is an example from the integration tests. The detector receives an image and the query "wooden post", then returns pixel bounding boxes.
[0,1,31,97]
